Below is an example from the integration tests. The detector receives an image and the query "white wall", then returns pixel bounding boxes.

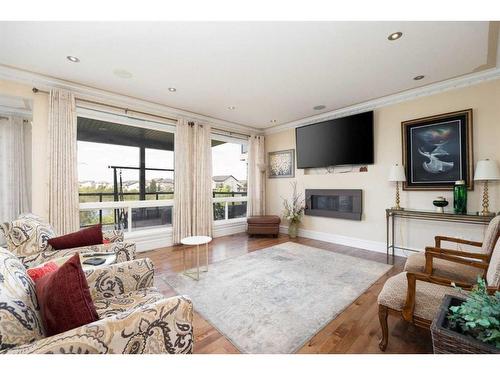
[266,79,500,254]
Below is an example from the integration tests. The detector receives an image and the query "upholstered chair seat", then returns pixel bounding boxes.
[0,214,136,268]
[378,272,467,321]
[0,247,193,354]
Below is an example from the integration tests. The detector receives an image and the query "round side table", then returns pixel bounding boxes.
[180,235,212,280]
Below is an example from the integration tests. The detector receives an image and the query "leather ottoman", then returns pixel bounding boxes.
[247,215,281,237]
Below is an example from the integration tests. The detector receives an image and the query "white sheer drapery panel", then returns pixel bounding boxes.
[48,89,80,235]
[0,116,31,224]
[172,119,213,244]
[247,135,266,216]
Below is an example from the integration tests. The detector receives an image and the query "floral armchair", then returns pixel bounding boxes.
[0,246,193,354]
[0,214,136,268]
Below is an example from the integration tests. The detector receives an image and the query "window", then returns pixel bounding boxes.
[77,116,174,231]
[211,137,248,221]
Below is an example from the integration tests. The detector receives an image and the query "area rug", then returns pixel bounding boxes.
[163,241,392,353]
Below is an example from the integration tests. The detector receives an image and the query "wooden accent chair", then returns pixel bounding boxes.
[404,215,500,283]
[377,219,500,351]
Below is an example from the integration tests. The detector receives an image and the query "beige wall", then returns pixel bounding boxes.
[0,79,50,218]
[266,79,500,252]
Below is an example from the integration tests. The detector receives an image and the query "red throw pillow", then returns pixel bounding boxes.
[47,224,103,250]
[27,262,59,282]
[36,253,99,336]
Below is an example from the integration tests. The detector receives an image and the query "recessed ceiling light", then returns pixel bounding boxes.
[228,106,236,110]
[113,69,133,79]
[387,32,403,41]
[313,105,326,111]
[413,75,425,80]
[66,56,80,63]
[168,87,177,92]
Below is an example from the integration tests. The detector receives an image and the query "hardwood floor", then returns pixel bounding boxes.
[139,233,433,354]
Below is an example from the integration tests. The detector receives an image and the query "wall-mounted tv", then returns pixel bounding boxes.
[295,111,374,169]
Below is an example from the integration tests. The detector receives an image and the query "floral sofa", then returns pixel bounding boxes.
[0,246,193,354]
[0,214,136,268]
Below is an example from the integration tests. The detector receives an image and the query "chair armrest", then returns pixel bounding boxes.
[26,242,136,268]
[402,272,474,322]
[434,235,483,248]
[424,246,489,275]
[84,258,155,300]
[3,296,193,354]
[103,230,124,243]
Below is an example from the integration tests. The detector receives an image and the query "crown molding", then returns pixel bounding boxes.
[0,64,263,135]
[264,67,500,135]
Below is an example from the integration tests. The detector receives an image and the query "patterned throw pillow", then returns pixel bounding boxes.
[0,247,45,351]
[0,214,56,258]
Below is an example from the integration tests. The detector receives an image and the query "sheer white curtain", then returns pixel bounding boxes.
[48,89,80,235]
[173,119,213,243]
[0,116,31,223]
[247,135,266,216]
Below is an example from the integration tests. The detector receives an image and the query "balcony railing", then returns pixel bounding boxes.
[78,191,247,230]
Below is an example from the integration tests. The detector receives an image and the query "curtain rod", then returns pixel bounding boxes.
[32,87,253,138]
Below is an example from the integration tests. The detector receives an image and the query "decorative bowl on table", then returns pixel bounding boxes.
[433,197,449,213]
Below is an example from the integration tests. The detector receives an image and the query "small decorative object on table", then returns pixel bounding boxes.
[282,182,305,238]
[474,159,500,216]
[453,180,467,214]
[431,279,500,353]
[432,196,448,213]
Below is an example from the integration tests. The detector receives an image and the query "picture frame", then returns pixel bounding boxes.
[268,149,295,178]
[402,109,473,191]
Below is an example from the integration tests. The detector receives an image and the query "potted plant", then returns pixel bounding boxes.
[431,278,500,354]
[281,182,305,239]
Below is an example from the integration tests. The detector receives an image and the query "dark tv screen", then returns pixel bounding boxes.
[295,111,374,168]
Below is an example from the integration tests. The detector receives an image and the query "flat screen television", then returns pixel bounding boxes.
[295,111,374,168]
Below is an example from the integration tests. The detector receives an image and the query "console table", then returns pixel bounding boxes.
[385,208,495,264]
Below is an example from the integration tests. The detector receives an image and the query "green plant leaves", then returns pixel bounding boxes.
[447,278,500,349]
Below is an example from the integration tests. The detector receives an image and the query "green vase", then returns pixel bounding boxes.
[288,222,299,238]
[453,180,467,214]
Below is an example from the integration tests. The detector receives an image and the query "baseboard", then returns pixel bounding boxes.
[124,220,248,252]
[279,225,412,258]
[124,228,173,252]
[213,219,247,238]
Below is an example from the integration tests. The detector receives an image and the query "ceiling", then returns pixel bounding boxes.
[0,22,496,128]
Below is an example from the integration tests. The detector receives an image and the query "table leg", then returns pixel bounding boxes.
[197,244,200,280]
[206,242,209,271]
[386,213,389,264]
[182,246,186,273]
[391,214,395,262]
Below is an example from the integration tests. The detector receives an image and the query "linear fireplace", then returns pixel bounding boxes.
[305,189,362,221]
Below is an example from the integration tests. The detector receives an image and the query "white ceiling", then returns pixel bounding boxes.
[0,22,494,128]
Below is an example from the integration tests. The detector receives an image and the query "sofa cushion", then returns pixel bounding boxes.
[27,262,59,282]
[36,254,99,336]
[0,214,56,260]
[47,224,103,250]
[0,247,45,351]
[93,287,165,319]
